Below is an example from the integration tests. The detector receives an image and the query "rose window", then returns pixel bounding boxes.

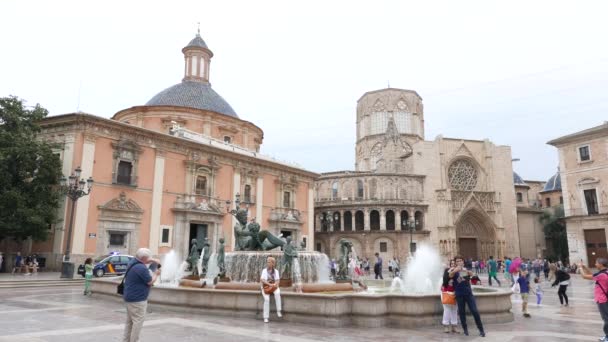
[448,160,478,191]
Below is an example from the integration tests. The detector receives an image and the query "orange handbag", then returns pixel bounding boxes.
[441,291,456,305]
[263,283,277,295]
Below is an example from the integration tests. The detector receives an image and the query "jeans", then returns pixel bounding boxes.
[123,301,147,342]
[558,285,569,305]
[456,294,484,333]
[536,292,543,305]
[598,302,608,336]
[488,274,501,286]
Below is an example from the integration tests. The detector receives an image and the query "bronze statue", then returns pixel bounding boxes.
[201,238,211,275]
[281,236,298,280]
[232,209,286,251]
[336,238,353,281]
[188,238,200,277]
[217,237,226,278]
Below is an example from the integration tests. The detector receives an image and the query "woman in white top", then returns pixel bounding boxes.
[260,256,282,323]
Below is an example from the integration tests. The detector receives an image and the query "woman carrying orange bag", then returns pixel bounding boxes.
[441,260,459,334]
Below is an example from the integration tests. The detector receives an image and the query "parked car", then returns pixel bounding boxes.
[77,253,134,278]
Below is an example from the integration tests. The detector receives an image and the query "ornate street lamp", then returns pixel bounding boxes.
[59,166,93,278]
[407,218,419,255]
[320,211,333,232]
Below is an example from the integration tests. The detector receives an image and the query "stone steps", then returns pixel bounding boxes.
[0,279,84,288]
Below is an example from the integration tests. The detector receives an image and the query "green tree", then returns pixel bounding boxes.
[0,96,63,242]
[539,205,569,263]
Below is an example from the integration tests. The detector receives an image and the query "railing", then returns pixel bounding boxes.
[269,208,302,222]
[564,206,608,217]
[315,197,425,205]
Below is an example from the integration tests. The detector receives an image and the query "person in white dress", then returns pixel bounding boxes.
[260,257,282,323]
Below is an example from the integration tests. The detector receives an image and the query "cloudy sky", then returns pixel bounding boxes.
[2,1,607,181]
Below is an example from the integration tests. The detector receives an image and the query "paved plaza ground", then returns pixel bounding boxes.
[0,273,604,341]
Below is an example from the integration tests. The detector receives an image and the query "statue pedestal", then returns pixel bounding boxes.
[183,275,201,281]
[335,279,352,284]
[279,279,292,287]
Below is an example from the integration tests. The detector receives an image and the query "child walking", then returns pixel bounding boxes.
[517,270,532,317]
[534,277,543,306]
[84,258,93,296]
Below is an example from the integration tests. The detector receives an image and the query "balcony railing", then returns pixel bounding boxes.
[564,206,608,217]
[315,197,425,205]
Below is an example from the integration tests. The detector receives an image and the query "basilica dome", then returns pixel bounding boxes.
[542,172,561,192]
[145,32,238,118]
[146,81,238,118]
[513,172,528,187]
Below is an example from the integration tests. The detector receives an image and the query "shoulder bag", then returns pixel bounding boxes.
[117,261,139,295]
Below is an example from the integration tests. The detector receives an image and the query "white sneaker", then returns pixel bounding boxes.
[599,336,606,342]
[277,311,282,318]
[264,319,269,323]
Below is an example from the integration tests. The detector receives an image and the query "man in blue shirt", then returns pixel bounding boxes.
[12,252,22,274]
[122,248,160,342]
[374,253,383,280]
[449,255,485,337]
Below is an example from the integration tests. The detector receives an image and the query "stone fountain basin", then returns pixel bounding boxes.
[91,278,513,328]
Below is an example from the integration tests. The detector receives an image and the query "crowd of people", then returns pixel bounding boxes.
[329,254,403,281]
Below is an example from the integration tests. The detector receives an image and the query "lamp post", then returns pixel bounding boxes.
[320,211,333,232]
[59,166,93,278]
[407,218,418,255]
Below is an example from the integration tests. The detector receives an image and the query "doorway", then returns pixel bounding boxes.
[584,229,608,267]
[189,223,208,253]
[459,238,478,260]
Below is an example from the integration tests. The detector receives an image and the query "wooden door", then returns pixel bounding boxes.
[584,229,608,267]
[459,238,478,260]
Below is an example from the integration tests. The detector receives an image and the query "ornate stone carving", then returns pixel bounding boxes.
[100,192,143,212]
[448,159,478,191]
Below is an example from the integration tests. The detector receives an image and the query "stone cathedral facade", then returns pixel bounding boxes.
[314,88,519,263]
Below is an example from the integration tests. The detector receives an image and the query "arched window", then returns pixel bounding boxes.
[244,184,252,203]
[344,211,353,231]
[195,176,207,195]
[333,212,341,231]
[370,210,380,230]
[332,182,339,199]
[400,210,409,229]
[357,180,364,198]
[386,210,395,230]
[415,211,424,231]
[355,211,364,231]
[321,213,329,232]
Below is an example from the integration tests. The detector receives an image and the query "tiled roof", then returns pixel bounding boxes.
[146,81,238,118]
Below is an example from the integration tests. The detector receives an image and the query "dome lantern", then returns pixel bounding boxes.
[182,27,213,83]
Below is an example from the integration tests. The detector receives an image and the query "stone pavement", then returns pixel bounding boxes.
[0,274,603,342]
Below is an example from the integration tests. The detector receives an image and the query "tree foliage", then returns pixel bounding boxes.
[539,205,569,263]
[0,96,63,242]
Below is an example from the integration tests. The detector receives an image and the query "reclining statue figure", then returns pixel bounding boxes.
[233,209,285,251]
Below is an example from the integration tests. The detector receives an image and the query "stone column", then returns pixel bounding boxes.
[307,187,314,251]
[395,210,401,231]
[149,149,166,255]
[380,209,386,230]
[256,177,264,222]
[340,210,345,231]
[72,133,96,256]
[231,169,241,249]
[364,210,370,231]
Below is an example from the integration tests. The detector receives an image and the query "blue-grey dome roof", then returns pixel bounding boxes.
[542,173,561,192]
[186,34,208,49]
[513,172,528,186]
[146,81,238,118]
